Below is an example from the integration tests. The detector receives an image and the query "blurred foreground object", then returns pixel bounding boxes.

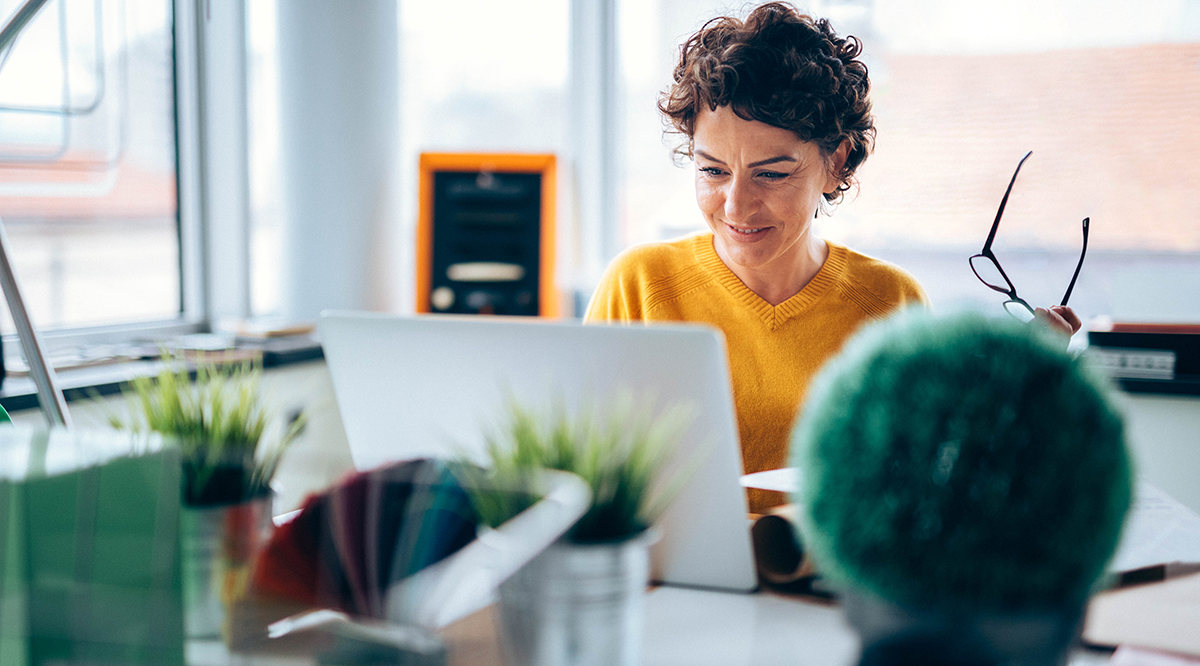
[793,311,1133,666]
[0,427,183,665]
[251,459,478,619]
[243,459,589,663]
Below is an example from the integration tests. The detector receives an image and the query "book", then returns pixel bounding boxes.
[1086,572,1200,656]
[1109,645,1200,665]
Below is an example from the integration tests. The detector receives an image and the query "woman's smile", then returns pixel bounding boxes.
[728,224,771,238]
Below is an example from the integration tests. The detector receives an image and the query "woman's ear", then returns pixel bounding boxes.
[824,140,851,194]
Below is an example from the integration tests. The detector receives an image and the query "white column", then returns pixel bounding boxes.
[276,0,400,321]
[197,0,251,321]
[569,0,620,292]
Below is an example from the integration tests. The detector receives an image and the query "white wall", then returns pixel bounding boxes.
[1114,392,1200,514]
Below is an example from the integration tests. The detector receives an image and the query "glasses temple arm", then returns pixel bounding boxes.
[1060,217,1089,307]
[983,150,1034,251]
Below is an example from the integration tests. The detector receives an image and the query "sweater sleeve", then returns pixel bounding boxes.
[904,277,932,311]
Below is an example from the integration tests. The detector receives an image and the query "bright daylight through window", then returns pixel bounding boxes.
[247,0,569,317]
[620,0,1200,324]
[0,0,180,334]
[246,0,1200,322]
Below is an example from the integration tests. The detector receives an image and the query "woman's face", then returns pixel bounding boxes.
[693,106,843,281]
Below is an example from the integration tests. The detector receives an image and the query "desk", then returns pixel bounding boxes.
[7,355,1171,665]
[188,587,1116,666]
[642,587,855,665]
[443,587,859,666]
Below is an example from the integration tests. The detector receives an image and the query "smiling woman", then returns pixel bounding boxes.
[584,2,929,513]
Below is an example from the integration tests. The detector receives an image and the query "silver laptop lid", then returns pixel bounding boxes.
[318,312,757,593]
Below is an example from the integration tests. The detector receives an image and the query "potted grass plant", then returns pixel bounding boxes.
[460,396,690,666]
[111,357,306,640]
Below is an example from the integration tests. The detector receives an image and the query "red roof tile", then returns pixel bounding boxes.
[837,43,1200,252]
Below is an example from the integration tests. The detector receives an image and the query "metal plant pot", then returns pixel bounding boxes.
[841,591,1087,666]
[497,529,658,666]
[181,494,274,640]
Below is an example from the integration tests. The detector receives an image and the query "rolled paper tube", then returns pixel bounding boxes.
[750,505,816,584]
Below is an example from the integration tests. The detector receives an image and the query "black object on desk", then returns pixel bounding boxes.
[1087,329,1200,396]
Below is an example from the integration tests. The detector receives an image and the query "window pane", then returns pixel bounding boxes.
[618,0,729,249]
[618,0,1200,322]
[0,0,180,332]
[399,0,568,155]
[248,0,282,316]
[829,0,1200,322]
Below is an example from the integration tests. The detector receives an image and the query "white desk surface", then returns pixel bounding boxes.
[643,587,856,665]
[192,586,1115,665]
[642,587,1110,666]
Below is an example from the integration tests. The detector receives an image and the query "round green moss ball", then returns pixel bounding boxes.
[792,311,1132,612]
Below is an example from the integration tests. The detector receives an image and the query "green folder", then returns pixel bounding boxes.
[0,427,184,666]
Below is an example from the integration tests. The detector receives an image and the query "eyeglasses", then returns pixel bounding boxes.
[969,150,1089,322]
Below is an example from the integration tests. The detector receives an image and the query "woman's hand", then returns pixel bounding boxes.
[1034,305,1082,337]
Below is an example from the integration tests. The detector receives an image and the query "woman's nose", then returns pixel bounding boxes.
[724,177,758,223]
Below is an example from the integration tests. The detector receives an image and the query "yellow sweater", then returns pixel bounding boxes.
[584,232,928,512]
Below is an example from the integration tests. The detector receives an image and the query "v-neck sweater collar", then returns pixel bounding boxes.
[692,233,848,327]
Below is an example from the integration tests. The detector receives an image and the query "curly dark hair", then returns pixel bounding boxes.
[659,2,874,204]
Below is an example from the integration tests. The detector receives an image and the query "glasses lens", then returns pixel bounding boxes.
[1004,299,1036,323]
[970,255,1011,294]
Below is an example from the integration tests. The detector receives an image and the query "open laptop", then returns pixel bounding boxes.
[318,312,757,593]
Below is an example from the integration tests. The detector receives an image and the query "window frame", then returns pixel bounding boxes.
[0,0,250,356]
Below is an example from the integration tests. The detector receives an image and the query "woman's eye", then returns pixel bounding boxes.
[699,167,725,176]
[759,171,788,180]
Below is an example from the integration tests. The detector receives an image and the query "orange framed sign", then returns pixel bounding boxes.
[416,153,558,317]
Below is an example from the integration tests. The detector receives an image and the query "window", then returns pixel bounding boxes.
[0,0,185,333]
[616,0,1200,324]
[240,1,1200,324]
[398,0,568,156]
